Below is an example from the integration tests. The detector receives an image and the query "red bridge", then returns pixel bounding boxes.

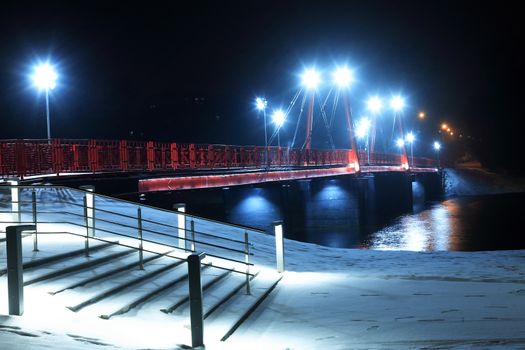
[0,139,439,191]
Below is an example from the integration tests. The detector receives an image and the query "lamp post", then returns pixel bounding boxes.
[390,96,407,166]
[406,132,415,168]
[301,68,321,150]
[272,109,285,148]
[433,141,441,168]
[366,96,382,157]
[32,63,58,142]
[255,97,268,164]
[355,117,371,164]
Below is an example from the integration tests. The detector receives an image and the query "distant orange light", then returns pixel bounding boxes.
[418,112,425,119]
[447,128,451,132]
[441,123,448,130]
[450,132,454,136]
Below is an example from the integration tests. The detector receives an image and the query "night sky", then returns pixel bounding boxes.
[0,1,522,173]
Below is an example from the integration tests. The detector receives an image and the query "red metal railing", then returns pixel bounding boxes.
[0,139,438,178]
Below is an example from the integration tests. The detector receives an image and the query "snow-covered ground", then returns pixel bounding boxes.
[444,166,525,197]
[0,180,524,349]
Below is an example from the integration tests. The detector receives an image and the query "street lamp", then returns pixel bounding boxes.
[367,96,382,114]
[272,109,285,148]
[255,97,268,163]
[405,132,415,167]
[366,96,382,155]
[301,69,321,90]
[32,63,58,141]
[433,141,441,168]
[390,96,405,112]
[355,117,371,164]
[332,67,353,88]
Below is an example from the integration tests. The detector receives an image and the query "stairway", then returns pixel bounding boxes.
[0,230,282,344]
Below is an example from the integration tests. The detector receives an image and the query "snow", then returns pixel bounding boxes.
[1,180,525,349]
[444,167,525,197]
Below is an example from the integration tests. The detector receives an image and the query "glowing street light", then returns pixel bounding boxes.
[390,96,405,112]
[301,69,321,90]
[355,117,372,163]
[405,132,415,167]
[367,96,382,114]
[441,123,448,130]
[366,96,382,155]
[433,141,441,167]
[255,97,267,111]
[418,112,425,119]
[255,97,269,165]
[31,62,58,141]
[355,117,371,139]
[332,67,353,88]
[396,138,405,148]
[272,109,286,147]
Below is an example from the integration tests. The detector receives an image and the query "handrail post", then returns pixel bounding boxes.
[10,180,20,223]
[6,224,36,315]
[188,252,206,349]
[244,231,251,295]
[32,190,38,251]
[273,220,285,273]
[80,185,95,237]
[83,195,89,257]
[174,203,186,251]
[190,219,196,252]
[137,207,144,270]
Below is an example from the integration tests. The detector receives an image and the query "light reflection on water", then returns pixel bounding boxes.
[367,194,524,251]
[369,200,456,251]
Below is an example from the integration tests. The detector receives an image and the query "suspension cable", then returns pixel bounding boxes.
[316,90,336,150]
[268,88,302,146]
[291,92,307,148]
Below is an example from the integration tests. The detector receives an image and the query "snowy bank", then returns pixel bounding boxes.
[1,187,525,349]
[444,167,525,197]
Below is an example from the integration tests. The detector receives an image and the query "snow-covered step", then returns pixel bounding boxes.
[67,258,186,312]
[161,267,234,314]
[99,264,213,319]
[220,274,283,341]
[24,248,135,286]
[204,271,283,342]
[203,271,260,320]
[0,240,116,276]
[49,250,173,295]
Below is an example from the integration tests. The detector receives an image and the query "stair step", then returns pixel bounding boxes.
[100,265,212,319]
[49,250,174,295]
[67,259,186,312]
[24,248,135,286]
[161,268,233,314]
[0,241,116,276]
[220,275,283,341]
[204,271,260,320]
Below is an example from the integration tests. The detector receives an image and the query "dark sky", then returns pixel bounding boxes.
[0,1,522,172]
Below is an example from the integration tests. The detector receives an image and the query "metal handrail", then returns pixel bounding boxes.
[2,184,265,234]
[0,221,255,276]
[0,210,250,257]
[1,185,256,274]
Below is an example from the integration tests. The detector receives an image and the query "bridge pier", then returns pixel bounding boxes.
[372,172,413,217]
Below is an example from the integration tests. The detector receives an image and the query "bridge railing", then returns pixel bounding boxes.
[1,139,437,178]
[357,150,403,166]
[0,139,358,178]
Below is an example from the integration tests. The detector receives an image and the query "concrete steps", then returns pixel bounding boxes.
[0,231,282,344]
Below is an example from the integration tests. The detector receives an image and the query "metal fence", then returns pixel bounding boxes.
[0,139,438,178]
[0,185,258,278]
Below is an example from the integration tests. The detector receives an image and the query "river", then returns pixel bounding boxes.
[133,179,525,252]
